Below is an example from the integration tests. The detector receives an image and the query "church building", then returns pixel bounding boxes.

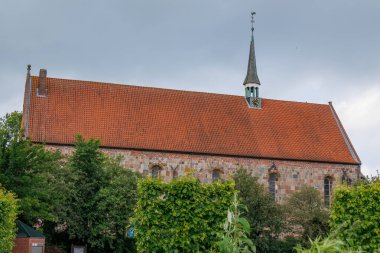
[21,17,361,204]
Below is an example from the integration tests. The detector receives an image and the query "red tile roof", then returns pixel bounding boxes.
[23,76,360,165]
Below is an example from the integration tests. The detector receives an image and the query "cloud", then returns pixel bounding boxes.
[335,85,380,130]
[335,85,380,176]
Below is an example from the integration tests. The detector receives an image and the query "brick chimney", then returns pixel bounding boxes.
[37,69,47,96]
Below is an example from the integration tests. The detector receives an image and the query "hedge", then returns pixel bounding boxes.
[0,187,18,253]
[330,180,380,251]
[133,177,235,252]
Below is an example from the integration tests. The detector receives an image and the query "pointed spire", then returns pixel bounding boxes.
[243,12,260,86]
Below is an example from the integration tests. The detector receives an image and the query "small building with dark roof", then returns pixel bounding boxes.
[12,220,45,253]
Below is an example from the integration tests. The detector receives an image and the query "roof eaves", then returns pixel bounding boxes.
[328,102,361,165]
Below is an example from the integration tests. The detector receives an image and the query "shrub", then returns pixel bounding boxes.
[0,187,18,253]
[133,177,235,252]
[330,180,380,251]
[294,236,353,253]
[283,185,329,246]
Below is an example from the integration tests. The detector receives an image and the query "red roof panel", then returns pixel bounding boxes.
[24,76,360,164]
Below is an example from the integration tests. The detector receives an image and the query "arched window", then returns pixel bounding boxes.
[269,173,277,199]
[324,176,333,207]
[212,170,221,182]
[151,165,161,179]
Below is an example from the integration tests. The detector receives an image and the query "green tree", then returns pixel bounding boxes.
[88,158,140,252]
[283,186,329,246]
[65,135,106,244]
[233,168,283,252]
[0,112,65,224]
[65,136,140,252]
[0,187,18,253]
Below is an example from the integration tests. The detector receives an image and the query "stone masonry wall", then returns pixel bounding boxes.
[48,145,361,203]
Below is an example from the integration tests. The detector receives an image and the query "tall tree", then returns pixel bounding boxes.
[233,168,284,253]
[0,112,65,225]
[65,135,106,244]
[66,135,140,252]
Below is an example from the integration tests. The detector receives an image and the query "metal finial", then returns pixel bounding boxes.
[250,12,256,34]
[27,64,31,71]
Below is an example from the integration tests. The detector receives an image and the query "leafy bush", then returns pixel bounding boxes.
[133,177,235,252]
[330,180,380,251]
[0,187,18,253]
[283,186,329,246]
[294,236,354,253]
[217,192,256,253]
[233,169,283,252]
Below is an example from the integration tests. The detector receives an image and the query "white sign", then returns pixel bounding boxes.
[74,247,84,253]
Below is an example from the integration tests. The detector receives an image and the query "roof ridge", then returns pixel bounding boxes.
[31,76,329,106]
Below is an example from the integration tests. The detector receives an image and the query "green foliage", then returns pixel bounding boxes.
[87,158,140,252]
[217,192,256,253]
[233,168,283,252]
[0,112,65,224]
[65,135,140,252]
[330,180,380,252]
[0,187,18,253]
[65,135,106,243]
[133,177,235,252]
[283,185,329,246]
[294,236,355,253]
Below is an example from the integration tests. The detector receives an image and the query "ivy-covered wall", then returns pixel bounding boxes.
[133,177,234,252]
[331,181,380,251]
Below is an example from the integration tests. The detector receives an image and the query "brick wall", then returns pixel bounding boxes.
[12,238,45,253]
[48,145,360,203]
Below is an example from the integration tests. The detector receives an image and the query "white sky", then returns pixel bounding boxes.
[0,0,379,176]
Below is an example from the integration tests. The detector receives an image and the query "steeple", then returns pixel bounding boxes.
[244,12,261,109]
[243,12,260,86]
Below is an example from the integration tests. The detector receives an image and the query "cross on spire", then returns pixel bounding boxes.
[251,12,256,35]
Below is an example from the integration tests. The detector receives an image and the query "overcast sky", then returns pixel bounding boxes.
[1,0,379,176]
